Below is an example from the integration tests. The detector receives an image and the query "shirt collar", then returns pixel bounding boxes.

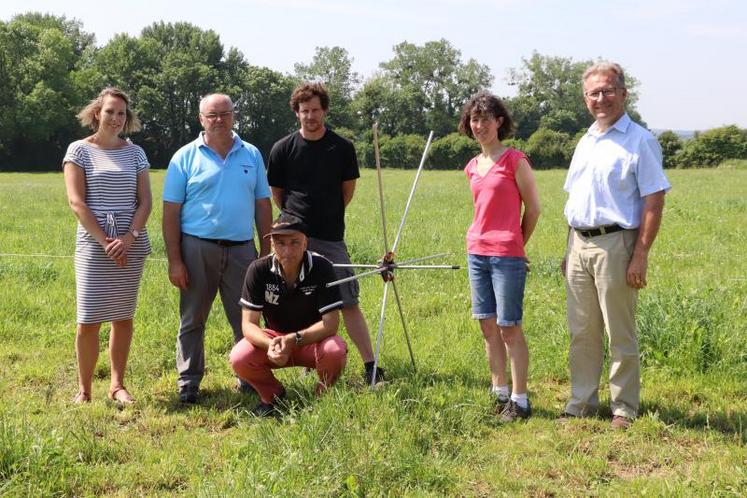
[270,251,313,283]
[197,131,242,151]
[588,113,631,137]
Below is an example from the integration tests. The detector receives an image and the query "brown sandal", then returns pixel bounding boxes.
[108,387,135,405]
[74,392,91,404]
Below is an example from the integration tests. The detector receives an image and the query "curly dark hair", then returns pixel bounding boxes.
[458,91,514,140]
[290,82,330,112]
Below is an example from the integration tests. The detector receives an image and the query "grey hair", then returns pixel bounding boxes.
[582,62,626,89]
[199,93,234,113]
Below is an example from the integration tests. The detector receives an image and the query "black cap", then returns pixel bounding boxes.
[264,212,308,238]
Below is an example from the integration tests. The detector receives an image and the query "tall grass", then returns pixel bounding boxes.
[0,169,745,496]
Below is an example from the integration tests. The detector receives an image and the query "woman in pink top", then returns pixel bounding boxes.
[459,91,541,422]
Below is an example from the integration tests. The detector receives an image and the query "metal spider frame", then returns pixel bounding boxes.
[327,125,460,387]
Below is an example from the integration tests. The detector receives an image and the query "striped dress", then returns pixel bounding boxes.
[63,141,152,324]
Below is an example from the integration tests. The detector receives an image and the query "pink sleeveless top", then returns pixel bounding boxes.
[465,148,527,258]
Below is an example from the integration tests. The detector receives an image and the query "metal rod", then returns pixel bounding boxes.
[332,263,381,269]
[395,252,446,266]
[333,253,446,270]
[332,263,460,270]
[371,282,390,387]
[391,280,416,371]
[326,265,388,288]
[391,130,434,254]
[328,254,459,286]
[394,265,461,270]
[373,123,389,254]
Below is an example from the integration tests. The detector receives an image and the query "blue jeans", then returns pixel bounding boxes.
[468,254,526,326]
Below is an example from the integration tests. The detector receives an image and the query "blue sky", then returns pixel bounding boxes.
[3,0,746,131]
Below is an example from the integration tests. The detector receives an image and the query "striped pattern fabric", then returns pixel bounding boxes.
[63,140,152,324]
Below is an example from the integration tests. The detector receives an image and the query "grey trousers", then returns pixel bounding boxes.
[176,234,257,391]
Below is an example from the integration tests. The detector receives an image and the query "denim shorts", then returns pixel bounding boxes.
[468,254,526,326]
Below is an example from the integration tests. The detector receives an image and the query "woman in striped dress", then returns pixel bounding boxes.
[63,87,152,404]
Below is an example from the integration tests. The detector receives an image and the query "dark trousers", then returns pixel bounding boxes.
[176,234,257,390]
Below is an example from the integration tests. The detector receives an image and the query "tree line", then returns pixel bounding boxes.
[1,13,745,171]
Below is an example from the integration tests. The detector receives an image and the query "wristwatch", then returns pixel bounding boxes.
[129,228,140,239]
[294,331,303,346]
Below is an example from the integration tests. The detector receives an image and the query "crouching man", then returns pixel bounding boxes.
[230,213,348,416]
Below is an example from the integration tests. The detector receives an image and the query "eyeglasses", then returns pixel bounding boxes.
[584,88,618,100]
[200,110,234,121]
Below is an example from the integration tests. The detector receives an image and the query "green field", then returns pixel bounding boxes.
[1,168,745,496]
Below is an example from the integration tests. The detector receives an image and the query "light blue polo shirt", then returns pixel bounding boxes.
[564,113,671,230]
[163,132,271,241]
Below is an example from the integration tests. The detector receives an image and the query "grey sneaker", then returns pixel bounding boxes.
[498,399,532,422]
[611,415,632,430]
[491,389,510,411]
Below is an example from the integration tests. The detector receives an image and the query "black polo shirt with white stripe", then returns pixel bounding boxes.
[239,251,343,333]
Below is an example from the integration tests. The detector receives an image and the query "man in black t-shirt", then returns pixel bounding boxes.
[229,213,348,416]
[267,82,384,385]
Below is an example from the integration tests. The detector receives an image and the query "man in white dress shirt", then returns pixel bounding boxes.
[561,62,671,429]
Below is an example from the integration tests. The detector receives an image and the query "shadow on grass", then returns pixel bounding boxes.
[161,387,258,414]
[642,400,747,443]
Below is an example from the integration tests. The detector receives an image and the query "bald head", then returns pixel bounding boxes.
[199,93,234,113]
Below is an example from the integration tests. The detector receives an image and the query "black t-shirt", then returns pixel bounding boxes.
[239,251,344,333]
[267,129,360,241]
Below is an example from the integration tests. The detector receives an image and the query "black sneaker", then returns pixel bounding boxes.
[363,366,386,385]
[498,399,532,422]
[235,379,256,395]
[250,388,285,418]
[178,387,199,404]
[251,401,279,418]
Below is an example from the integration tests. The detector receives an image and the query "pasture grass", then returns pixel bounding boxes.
[0,168,745,496]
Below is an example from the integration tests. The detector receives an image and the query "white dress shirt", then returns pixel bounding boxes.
[564,113,671,229]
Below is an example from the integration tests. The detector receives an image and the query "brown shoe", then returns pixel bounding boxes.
[611,415,632,430]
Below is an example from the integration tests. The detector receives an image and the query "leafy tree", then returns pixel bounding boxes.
[428,132,479,170]
[379,134,426,168]
[354,138,376,169]
[657,131,683,168]
[0,13,95,170]
[133,22,226,165]
[356,39,492,137]
[524,128,574,169]
[294,46,359,129]
[507,52,644,139]
[352,74,427,137]
[675,125,747,168]
[232,65,297,157]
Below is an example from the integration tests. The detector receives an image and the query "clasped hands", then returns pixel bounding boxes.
[267,334,296,367]
[103,233,134,267]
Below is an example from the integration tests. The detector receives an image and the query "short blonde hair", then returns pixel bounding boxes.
[77,87,141,134]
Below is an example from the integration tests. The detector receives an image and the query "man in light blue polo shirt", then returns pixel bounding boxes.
[163,93,272,403]
[561,62,671,429]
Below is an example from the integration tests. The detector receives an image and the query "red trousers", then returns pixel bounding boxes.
[230,330,347,403]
